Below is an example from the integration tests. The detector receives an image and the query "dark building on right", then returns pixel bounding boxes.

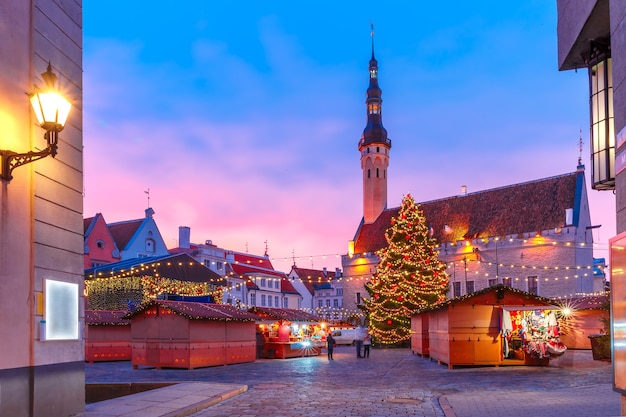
[556,1,626,412]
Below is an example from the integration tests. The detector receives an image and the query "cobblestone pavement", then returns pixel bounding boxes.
[85,346,622,417]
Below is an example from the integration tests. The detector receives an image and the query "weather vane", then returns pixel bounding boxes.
[144,188,150,208]
[578,130,584,166]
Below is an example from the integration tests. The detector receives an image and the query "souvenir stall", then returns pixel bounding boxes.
[127,300,259,369]
[249,307,323,359]
[412,286,566,369]
[84,310,131,363]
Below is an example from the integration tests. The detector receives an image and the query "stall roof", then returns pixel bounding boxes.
[414,285,554,315]
[85,310,130,326]
[85,253,225,285]
[125,300,259,322]
[248,307,322,323]
[553,294,609,310]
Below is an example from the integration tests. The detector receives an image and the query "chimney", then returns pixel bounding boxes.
[179,226,190,249]
[461,185,467,196]
[323,267,327,277]
[145,207,155,218]
[335,268,341,278]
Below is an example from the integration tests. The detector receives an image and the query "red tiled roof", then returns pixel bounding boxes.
[280,278,300,295]
[126,300,259,321]
[355,172,579,253]
[229,252,286,279]
[108,219,143,250]
[248,307,322,322]
[84,217,95,233]
[85,310,130,326]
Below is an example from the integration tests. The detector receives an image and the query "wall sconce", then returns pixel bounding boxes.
[586,40,615,190]
[1,63,72,182]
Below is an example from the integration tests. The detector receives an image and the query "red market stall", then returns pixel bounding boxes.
[127,300,259,369]
[85,310,131,363]
[411,313,429,357]
[556,294,610,349]
[249,307,323,359]
[411,286,566,369]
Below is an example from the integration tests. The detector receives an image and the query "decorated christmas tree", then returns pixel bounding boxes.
[363,194,449,345]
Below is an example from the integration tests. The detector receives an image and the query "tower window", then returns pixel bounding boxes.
[376,168,379,178]
[368,169,371,178]
[384,169,386,179]
[376,146,380,153]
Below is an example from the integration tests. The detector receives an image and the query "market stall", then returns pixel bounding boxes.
[555,294,609,349]
[85,310,131,363]
[412,286,566,369]
[249,307,324,359]
[127,300,259,369]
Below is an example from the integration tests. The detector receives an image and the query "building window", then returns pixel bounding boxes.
[145,238,155,253]
[260,278,266,287]
[368,169,371,178]
[356,292,362,305]
[333,299,339,308]
[528,276,538,295]
[466,281,474,294]
[275,281,279,289]
[275,296,279,306]
[376,168,379,178]
[318,300,323,308]
[326,299,331,307]
[268,296,272,307]
[283,297,288,308]
[453,282,461,297]
[216,262,223,270]
[336,288,343,296]
[488,279,497,287]
[250,293,256,306]
[261,295,266,306]
[96,240,105,248]
[503,277,512,287]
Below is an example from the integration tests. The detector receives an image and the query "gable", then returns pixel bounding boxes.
[354,171,580,254]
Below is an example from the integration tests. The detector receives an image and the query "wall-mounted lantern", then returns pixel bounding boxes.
[1,63,72,182]
[587,41,615,190]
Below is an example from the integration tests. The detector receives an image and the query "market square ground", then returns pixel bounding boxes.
[81,346,621,417]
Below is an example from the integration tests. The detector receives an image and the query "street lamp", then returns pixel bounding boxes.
[1,63,72,182]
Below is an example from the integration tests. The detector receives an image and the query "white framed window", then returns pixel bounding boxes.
[261,294,266,306]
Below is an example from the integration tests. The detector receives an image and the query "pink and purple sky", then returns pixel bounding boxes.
[82,1,615,274]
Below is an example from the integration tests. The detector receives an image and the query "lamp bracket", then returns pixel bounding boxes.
[1,130,58,182]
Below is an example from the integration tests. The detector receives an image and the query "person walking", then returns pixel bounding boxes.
[355,326,365,357]
[326,332,336,360]
[363,331,371,358]
[256,330,266,359]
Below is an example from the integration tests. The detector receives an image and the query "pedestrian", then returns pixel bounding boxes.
[363,331,371,358]
[355,326,364,358]
[326,331,336,360]
[256,330,266,359]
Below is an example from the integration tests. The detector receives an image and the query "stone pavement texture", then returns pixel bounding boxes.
[83,346,622,417]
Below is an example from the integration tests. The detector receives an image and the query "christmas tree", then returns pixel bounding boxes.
[363,194,449,345]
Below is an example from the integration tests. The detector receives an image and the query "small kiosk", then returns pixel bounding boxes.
[249,307,323,359]
[85,310,131,362]
[411,286,566,369]
[127,300,258,369]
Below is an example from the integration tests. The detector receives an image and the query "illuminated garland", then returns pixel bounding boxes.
[86,275,223,310]
[363,194,449,345]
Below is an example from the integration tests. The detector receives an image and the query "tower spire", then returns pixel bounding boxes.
[359,26,392,224]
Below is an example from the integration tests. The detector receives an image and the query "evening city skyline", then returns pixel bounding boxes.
[82,1,615,274]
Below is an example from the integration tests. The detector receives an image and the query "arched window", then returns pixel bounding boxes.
[367,169,371,178]
[145,238,155,253]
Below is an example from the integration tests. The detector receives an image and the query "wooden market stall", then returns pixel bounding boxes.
[127,300,259,369]
[249,307,323,359]
[411,286,567,369]
[556,294,610,349]
[410,313,429,357]
[85,310,131,363]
